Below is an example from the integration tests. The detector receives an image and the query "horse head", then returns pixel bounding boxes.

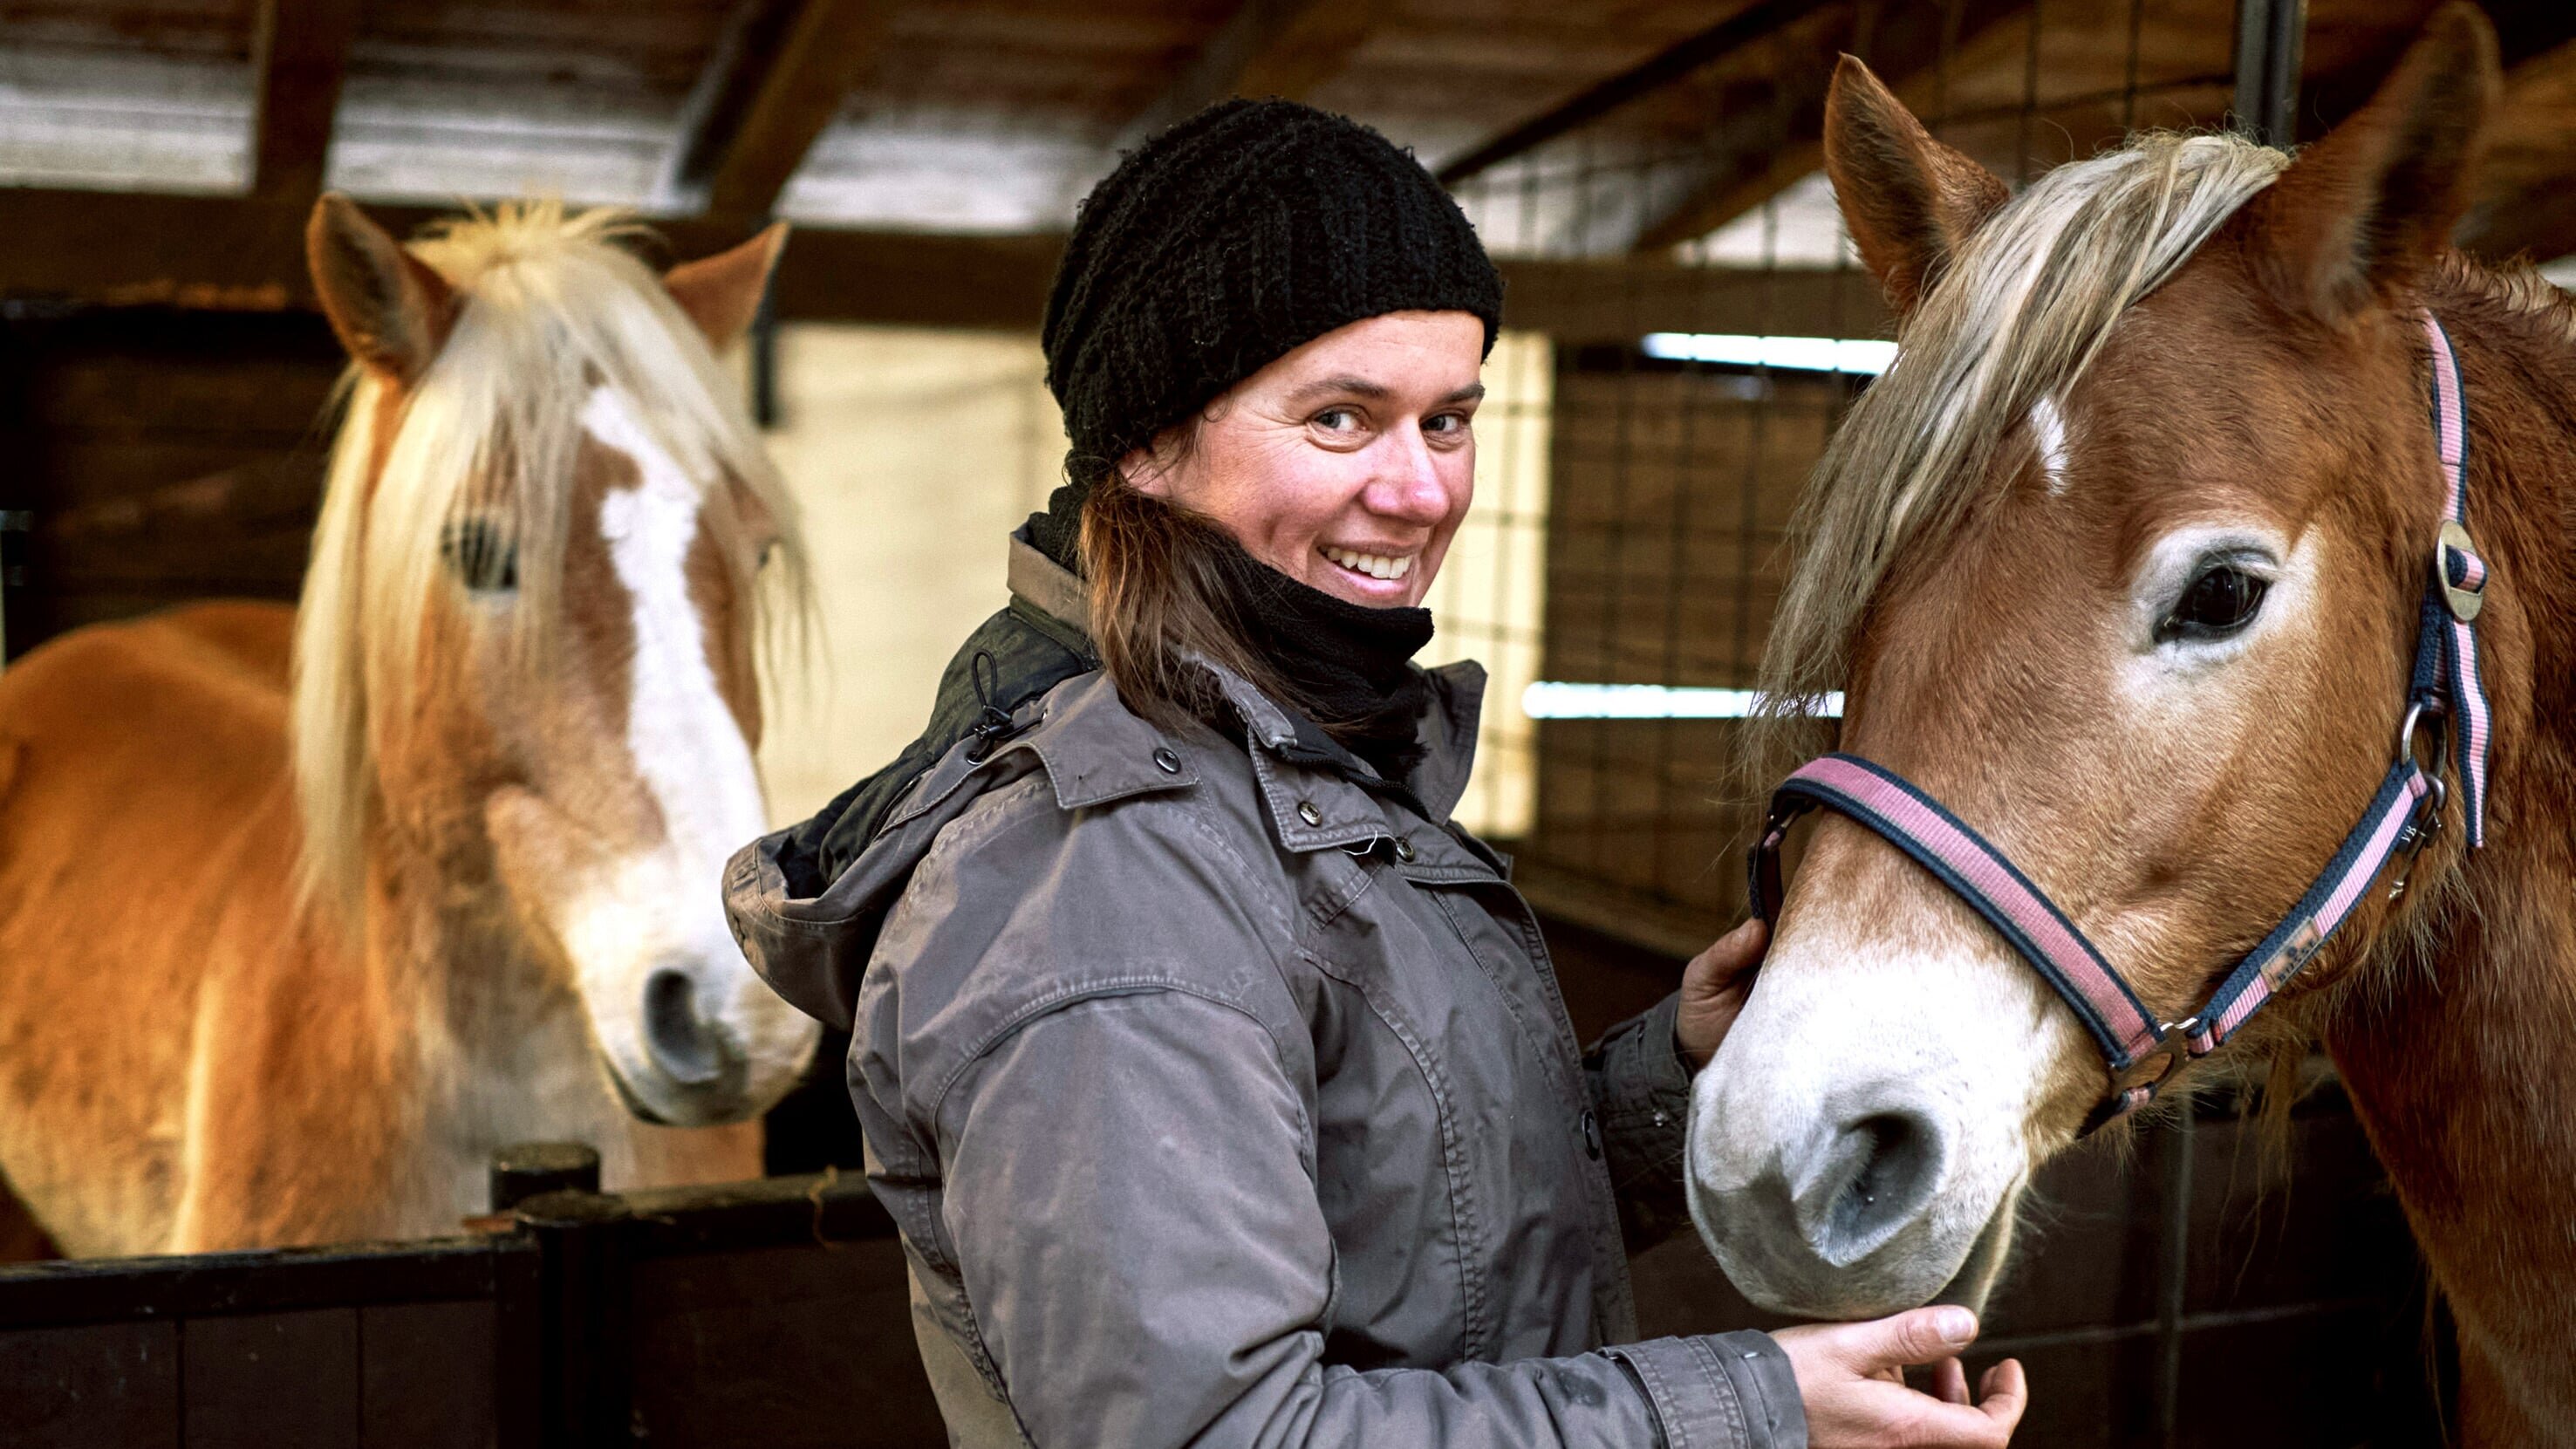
[291,197,821,1131]
[1688,6,2503,1318]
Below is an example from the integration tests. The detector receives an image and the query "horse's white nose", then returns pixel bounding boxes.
[1795,1098,1948,1265]
[1691,1065,1979,1317]
[640,966,747,1097]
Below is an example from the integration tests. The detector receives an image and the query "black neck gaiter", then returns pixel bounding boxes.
[1207,537,1435,783]
[1025,482,1089,574]
[1022,488,1437,782]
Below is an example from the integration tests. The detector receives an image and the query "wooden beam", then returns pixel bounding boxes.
[247,0,360,203]
[1628,0,2028,253]
[1436,0,1843,188]
[0,187,1892,340]
[694,0,891,220]
[0,188,1052,330]
[1116,0,1382,145]
[659,0,803,211]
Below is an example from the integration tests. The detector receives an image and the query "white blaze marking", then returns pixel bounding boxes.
[2031,395,2070,494]
[564,387,810,1114]
[582,387,768,872]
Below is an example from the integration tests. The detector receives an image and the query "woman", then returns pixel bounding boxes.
[726,100,2027,1448]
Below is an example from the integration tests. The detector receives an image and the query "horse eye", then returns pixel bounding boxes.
[439,519,519,593]
[2158,565,2265,642]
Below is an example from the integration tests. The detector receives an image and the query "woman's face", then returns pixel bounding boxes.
[1125,309,1484,608]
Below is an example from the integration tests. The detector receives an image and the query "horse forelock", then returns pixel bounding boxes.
[1746,132,2292,794]
[288,202,810,922]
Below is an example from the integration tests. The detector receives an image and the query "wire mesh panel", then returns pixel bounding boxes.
[1444,0,2253,955]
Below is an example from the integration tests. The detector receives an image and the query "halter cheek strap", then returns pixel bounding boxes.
[1750,311,2492,1135]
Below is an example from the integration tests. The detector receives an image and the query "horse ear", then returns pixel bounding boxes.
[1822,54,2010,317]
[2249,3,2497,325]
[664,222,789,351]
[304,193,457,384]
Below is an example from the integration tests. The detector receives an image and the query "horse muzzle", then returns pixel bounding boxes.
[1686,1074,1996,1317]
[600,965,765,1126]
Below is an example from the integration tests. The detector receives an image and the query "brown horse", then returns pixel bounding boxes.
[1687,8,2575,1441]
[0,197,819,1254]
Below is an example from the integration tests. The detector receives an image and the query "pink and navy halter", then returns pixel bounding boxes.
[1751,311,2492,1135]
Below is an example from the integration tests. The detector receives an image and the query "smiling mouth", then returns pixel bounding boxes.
[1321,545,1415,582]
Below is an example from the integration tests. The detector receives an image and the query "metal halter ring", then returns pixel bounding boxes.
[2395,699,2450,778]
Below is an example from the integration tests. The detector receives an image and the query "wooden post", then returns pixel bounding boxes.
[490,1142,603,1214]
[515,1186,634,1448]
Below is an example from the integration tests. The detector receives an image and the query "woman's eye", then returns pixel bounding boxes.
[2158,565,2265,641]
[439,519,520,593]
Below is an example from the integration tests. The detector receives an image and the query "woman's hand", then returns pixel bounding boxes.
[1774,1307,2028,1448]
[1676,917,1766,1069]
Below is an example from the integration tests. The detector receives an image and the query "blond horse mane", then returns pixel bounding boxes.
[291,201,807,920]
[1747,133,2292,788]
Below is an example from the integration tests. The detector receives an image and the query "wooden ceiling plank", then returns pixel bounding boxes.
[1627,0,2028,254]
[248,0,362,204]
[0,187,1887,339]
[1116,0,1384,147]
[698,0,893,221]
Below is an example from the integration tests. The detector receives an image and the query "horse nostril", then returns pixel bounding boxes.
[1821,1111,1941,1259]
[642,968,724,1086]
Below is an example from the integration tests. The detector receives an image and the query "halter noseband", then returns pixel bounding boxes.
[1751,311,2493,1136]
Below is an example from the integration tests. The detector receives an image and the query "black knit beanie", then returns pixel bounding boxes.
[1033,99,1504,557]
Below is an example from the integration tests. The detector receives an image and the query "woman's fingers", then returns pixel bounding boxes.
[1693,915,1769,980]
[1977,1357,2029,1424]
[1837,1306,1981,1374]
[1676,917,1768,1066]
[1774,1314,2030,1448]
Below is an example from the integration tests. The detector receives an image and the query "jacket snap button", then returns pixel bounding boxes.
[1296,800,1323,827]
[1392,837,1417,863]
[1151,747,1181,775]
[1581,1109,1602,1160]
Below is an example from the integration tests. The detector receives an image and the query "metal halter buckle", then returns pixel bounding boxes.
[2138,1016,2201,1093]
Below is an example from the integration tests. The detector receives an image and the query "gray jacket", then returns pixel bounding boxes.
[725,539,1804,1448]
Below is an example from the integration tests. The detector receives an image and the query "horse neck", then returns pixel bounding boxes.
[2323,280,2576,1430]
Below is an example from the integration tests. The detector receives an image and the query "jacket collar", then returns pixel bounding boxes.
[1007,530,1091,641]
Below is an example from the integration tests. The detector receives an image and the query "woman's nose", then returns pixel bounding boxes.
[1367,424,1458,523]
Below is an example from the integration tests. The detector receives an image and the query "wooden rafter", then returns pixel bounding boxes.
[1435,0,1842,188]
[685,0,892,220]
[247,0,361,203]
[1115,0,1384,145]
[1626,0,2027,254]
[0,188,1889,341]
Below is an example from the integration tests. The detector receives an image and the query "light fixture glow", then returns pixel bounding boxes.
[1640,331,1897,375]
[1521,682,1845,720]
